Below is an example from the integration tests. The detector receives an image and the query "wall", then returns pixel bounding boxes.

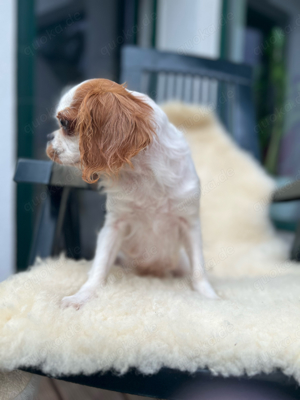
[0,0,16,280]
[156,0,222,58]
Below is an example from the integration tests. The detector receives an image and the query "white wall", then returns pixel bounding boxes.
[0,0,16,280]
[156,0,222,58]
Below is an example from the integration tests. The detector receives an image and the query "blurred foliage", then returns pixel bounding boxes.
[255,27,286,175]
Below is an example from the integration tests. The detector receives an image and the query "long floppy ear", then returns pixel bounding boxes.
[76,83,155,183]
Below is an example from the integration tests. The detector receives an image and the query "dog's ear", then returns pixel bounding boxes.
[76,83,155,183]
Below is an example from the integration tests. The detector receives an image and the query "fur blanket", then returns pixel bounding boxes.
[1,103,300,395]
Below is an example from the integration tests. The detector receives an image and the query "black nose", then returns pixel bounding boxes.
[47,133,54,141]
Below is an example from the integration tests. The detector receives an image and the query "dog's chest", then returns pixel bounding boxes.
[120,205,183,263]
[106,169,198,217]
[111,181,191,260]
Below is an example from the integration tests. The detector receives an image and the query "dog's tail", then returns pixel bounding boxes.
[161,102,216,130]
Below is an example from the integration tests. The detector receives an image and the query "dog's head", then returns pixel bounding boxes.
[46,79,155,183]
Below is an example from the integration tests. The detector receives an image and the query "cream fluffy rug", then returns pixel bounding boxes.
[1,103,300,388]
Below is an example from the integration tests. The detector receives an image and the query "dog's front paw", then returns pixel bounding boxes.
[193,280,221,300]
[61,290,95,310]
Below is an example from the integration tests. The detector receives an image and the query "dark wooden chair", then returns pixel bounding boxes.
[13,46,300,398]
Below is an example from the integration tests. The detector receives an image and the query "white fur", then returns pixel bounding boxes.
[0,105,299,386]
[48,83,219,308]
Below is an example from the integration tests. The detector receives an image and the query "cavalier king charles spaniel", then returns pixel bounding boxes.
[47,78,219,309]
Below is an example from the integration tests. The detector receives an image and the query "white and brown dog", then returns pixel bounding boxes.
[47,78,219,309]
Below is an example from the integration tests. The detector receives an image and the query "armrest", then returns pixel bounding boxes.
[273,179,300,203]
[14,158,95,190]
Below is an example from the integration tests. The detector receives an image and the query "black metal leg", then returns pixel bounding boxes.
[28,186,70,266]
[63,189,81,260]
[291,221,300,261]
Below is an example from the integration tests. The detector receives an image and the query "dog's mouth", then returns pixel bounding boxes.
[46,143,63,164]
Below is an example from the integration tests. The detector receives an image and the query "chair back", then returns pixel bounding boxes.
[120,45,259,159]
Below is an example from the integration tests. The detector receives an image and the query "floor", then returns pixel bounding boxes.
[35,376,159,400]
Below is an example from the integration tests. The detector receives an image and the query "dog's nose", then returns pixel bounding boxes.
[47,133,54,141]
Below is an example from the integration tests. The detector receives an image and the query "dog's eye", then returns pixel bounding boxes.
[59,119,69,129]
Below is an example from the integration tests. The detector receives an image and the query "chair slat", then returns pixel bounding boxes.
[121,45,259,159]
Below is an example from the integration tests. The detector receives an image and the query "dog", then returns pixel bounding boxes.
[46,78,219,309]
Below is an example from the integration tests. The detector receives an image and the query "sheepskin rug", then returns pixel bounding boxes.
[1,103,300,387]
